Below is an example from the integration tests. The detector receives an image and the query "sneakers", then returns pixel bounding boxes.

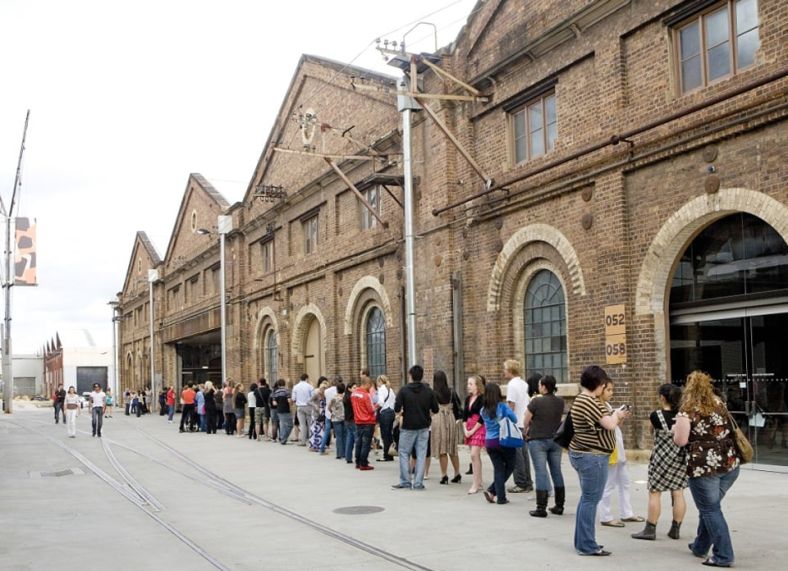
[508,485,533,493]
[391,483,412,490]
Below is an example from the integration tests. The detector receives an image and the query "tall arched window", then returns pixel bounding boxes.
[365,306,386,379]
[524,269,567,382]
[265,328,277,382]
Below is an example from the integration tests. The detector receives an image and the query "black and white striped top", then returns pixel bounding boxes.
[569,393,615,454]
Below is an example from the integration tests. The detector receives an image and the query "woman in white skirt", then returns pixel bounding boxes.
[64,386,81,438]
[597,379,644,527]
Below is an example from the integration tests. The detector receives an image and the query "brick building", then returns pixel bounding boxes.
[117,0,787,464]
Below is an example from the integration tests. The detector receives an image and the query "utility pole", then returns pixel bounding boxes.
[148,270,158,411]
[2,111,30,414]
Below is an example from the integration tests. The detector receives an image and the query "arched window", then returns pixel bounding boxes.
[265,328,277,383]
[365,306,386,379]
[524,270,567,382]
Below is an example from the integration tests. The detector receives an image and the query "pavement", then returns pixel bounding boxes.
[1,406,785,571]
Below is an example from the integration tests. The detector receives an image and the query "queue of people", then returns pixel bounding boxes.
[98,359,741,567]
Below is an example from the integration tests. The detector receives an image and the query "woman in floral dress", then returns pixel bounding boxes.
[309,381,328,450]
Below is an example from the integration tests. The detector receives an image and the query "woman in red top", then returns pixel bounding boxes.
[166,386,175,423]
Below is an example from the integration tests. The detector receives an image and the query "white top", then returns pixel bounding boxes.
[90,390,106,408]
[247,391,257,408]
[378,385,395,411]
[505,376,530,428]
[292,381,314,407]
[65,394,80,408]
[324,386,338,420]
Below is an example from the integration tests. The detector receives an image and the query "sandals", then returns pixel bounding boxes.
[621,516,645,523]
[601,520,626,528]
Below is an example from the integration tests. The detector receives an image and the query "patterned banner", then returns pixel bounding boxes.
[14,217,37,286]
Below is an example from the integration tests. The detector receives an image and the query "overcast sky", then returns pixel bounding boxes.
[0,0,476,354]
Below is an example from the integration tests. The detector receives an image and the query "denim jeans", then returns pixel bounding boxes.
[54,402,65,423]
[278,412,294,444]
[378,409,396,460]
[91,407,104,436]
[688,467,740,565]
[512,429,533,488]
[569,450,609,555]
[398,428,430,488]
[270,410,279,440]
[198,413,206,432]
[320,419,333,453]
[487,445,517,502]
[167,404,174,421]
[355,424,374,467]
[332,420,346,458]
[528,438,564,492]
[344,421,356,462]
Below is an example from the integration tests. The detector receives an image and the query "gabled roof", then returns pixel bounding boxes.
[120,231,163,296]
[163,173,230,266]
[241,54,398,204]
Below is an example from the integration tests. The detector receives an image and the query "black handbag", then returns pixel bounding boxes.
[553,410,574,449]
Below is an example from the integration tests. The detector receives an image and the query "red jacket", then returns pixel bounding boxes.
[351,387,376,425]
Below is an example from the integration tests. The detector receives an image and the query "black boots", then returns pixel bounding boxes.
[668,520,682,540]
[549,486,565,515]
[530,490,549,517]
[465,463,473,475]
[631,521,657,540]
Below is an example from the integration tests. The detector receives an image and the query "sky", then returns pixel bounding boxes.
[0,0,477,354]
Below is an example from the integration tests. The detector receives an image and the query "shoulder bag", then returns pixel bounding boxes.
[499,411,524,448]
[553,408,574,449]
[726,409,753,464]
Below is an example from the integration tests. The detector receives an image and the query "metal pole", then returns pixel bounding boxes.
[148,270,158,412]
[218,215,232,390]
[109,301,119,401]
[398,78,420,368]
[2,111,29,413]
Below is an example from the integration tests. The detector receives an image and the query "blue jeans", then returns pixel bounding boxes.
[378,409,396,460]
[332,420,346,458]
[569,451,609,555]
[344,422,356,462]
[278,412,293,444]
[688,468,740,565]
[167,404,174,421]
[529,438,564,492]
[91,407,104,436]
[398,428,430,488]
[487,444,517,503]
[320,419,333,453]
[355,424,374,467]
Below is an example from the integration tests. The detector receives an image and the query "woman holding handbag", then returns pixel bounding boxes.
[673,371,742,568]
[480,382,519,505]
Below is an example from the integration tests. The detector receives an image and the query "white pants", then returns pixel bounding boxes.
[598,461,635,522]
[66,409,78,437]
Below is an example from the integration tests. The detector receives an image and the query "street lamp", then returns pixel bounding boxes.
[108,299,120,401]
[196,214,232,389]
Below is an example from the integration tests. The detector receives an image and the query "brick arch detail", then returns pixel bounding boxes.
[291,303,327,363]
[487,223,586,312]
[343,276,394,335]
[635,188,788,316]
[252,307,279,351]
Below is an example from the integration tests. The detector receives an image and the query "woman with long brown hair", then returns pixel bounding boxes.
[431,370,461,485]
[463,375,486,494]
[673,371,742,567]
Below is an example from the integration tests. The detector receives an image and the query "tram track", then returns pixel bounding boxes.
[8,418,232,571]
[137,427,436,571]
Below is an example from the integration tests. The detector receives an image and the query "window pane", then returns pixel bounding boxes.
[737,28,759,68]
[545,95,556,124]
[513,110,525,140]
[528,103,544,158]
[705,7,730,47]
[547,123,557,152]
[682,55,703,91]
[735,0,758,33]
[680,22,700,60]
[707,43,731,81]
[515,135,527,163]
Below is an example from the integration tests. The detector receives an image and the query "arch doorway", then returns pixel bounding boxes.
[669,213,788,466]
[304,317,322,382]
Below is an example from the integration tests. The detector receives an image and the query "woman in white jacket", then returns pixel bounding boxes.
[64,386,81,438]
[597,380,644,527]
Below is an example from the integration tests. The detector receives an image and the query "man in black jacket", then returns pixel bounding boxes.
[392,365,439,490]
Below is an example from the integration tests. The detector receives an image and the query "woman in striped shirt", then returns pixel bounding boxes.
[569,365,630,557]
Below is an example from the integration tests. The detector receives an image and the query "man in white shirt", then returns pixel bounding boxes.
[89,383,107,438]
[292,374,314,446]
[504,359,534,493]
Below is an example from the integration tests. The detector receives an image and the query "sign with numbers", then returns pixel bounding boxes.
[604,305,627,364]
